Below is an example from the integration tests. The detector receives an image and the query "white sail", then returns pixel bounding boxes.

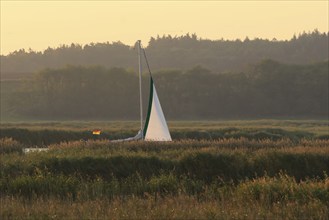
[144,78,172,141]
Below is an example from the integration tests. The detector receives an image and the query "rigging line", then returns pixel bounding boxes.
[142,47,153,77]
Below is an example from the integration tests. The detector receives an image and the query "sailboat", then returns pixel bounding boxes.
[114,40,172,142]
[24,40,171,154]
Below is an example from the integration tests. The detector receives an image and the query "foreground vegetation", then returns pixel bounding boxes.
[1,126,329,219]
[2,175,328,219]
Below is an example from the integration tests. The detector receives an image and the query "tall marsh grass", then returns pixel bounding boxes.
[0,138,24,154]
[1,174,328,219]
[1,127,328,219]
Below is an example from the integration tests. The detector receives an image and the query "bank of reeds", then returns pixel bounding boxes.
[1,174,328,219]
[1,139,328,181]
[1,137,328,219]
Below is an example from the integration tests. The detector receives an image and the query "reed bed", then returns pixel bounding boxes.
[1,130,329,219]
[1,175,328,219]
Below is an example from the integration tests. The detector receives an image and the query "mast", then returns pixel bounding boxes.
[137,40,144,139]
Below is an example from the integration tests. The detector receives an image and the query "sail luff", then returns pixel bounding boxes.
[143,77,153,136]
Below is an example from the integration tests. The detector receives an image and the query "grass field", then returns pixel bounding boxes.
[0,120,328,219]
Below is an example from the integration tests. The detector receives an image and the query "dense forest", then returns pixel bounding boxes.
[6,60,328,120]
[1,30,328,120]
[1,30,328,75]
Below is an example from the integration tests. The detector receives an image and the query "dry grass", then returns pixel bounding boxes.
[1,192,327,219]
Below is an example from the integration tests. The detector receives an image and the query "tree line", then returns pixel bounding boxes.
[1,30,328,75]
[8,60,328,120]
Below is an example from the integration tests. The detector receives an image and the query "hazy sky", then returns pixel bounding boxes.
[1,1,328,55]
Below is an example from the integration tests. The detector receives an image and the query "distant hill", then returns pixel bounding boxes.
[1,30,328,79]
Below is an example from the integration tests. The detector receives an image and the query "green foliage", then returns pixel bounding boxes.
[36,156,171,180]
[252,152,329,180]
[3,173,79,200]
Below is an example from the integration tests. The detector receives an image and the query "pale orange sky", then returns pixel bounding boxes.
[1,1,328,55]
